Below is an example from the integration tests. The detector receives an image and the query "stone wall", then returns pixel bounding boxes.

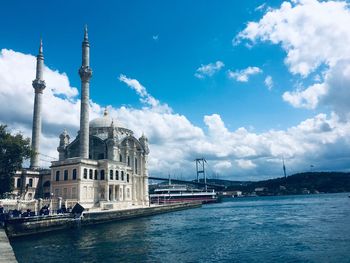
[5,202,201,238]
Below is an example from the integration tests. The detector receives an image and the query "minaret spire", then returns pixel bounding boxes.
[79,25,92,158]
[84,24,88,41]
[30,39,46,169]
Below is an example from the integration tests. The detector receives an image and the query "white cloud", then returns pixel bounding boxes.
[282,82,327,109]
[255,3,267,12]
[237,0,350,117]
[236,159,256,169]
[194,61,224,79]
[228,66,262,82]
[236,0,350,77]
[2,49,350,180]
[119,74,171,113]
[264,75,273,90]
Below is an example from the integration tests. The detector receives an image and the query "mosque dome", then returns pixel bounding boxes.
[89,109,116,128]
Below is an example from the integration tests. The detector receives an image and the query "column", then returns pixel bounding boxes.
[105,185,109,201]
[132,176,137,202]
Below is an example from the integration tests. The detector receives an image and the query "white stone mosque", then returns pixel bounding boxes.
[12,27,150,210]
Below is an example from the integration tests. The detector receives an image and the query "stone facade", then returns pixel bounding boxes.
[51,110,150,209]
[11,27,150,211]
[50,27,149,209]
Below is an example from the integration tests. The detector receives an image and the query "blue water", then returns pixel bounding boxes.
[11,193,350,263]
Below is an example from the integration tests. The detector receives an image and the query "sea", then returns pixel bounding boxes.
[10,193,350,263]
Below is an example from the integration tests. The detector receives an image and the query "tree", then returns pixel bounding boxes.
[0,125,32,197]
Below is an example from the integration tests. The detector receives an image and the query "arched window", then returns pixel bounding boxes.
[115,170,119,180]
[72,169,77,180]
[110,170,113,180]
[94,170,98,180]
[127,174,129,183]
[28,178,33,187]
[56,171,60,181]
[83,168,87,179]
[64,170,68,181]
[89,169,93,179]
[121,171,124,181]
[100,170,105,180]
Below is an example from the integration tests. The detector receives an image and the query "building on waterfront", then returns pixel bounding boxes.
[11,27,150,210]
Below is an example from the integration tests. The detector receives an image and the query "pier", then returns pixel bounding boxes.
[0,227,17,262]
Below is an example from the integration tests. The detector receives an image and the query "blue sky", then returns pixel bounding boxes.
[1,0,316,130]
[1,0,350,180]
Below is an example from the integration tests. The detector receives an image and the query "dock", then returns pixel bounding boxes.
[0,227,17,263]
[5,202,201,238]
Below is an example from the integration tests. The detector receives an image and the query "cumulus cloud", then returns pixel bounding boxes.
[236,0,350,117]
[194,61,224,79]
[119,74,171,113]
[228,66,262,82]
[236,159,256,169]
[236,0,350,77]
[2,49,350,180]
[264,75,273,90]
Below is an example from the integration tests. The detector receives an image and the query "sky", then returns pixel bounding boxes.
[1,0,350,181]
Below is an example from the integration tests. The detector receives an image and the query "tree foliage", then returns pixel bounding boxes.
[0,125,32,196]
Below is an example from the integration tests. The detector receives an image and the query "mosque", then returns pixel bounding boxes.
[12,27,150,210]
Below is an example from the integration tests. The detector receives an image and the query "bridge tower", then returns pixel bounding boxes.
[195,158,207,189]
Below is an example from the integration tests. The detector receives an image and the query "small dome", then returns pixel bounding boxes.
[89,109,115,128]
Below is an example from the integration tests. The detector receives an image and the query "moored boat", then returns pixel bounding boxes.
[150,184,219,204]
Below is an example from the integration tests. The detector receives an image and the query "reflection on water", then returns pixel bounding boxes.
[11,193,350,263]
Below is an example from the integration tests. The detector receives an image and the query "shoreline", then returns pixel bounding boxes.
[5,202,201,238]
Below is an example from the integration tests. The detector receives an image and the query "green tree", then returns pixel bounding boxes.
[0,125,32,197]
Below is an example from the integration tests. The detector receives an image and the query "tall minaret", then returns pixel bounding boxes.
[78,25,92,158]
[30,39,46,169]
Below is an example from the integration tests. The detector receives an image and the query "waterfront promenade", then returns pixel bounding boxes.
[0,227,17,263]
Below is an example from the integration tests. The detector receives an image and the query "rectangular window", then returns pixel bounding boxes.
[55,188,59,197]
[28,178,33,187]
[127,156,130,166]
[72,187,77,199]
[135,158,138,174]
[121,171,124,181]
[110,170,113,180]
[83,168,87,179]
[115,170,119,180]
[127,174,129,183]
[119,154,122,162]
[100,170,105,180]
[16,178,21,188]
[94,170,98,180]
[56,171,60,181]
[64,170,68,181]
[89,169,93,179]
[63,188,67,199]
[72,169,77,180]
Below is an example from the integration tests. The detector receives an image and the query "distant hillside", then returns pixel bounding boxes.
[224,172,350,195]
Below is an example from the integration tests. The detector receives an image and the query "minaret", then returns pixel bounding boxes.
[30,39,46,169]
[78,25,92,158]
